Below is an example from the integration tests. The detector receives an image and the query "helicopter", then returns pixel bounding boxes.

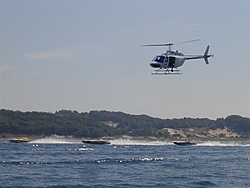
[142,39,213,75]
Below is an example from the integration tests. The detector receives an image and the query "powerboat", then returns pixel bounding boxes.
[173,140,197,146]
[9,139,30,143]
[82,140,111,145]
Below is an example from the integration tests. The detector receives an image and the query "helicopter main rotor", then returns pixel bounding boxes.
[142,39,201,51]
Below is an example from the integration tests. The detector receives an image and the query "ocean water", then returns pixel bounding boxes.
[1,138,250,188]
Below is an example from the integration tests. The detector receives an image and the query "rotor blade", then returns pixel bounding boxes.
[142,43,173,47]
[142,39,200,47]
[178,39,201,44]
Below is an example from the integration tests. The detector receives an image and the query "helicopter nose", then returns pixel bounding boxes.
[150,62,161,68]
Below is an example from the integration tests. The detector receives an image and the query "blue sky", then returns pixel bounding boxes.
[1,1,250,119]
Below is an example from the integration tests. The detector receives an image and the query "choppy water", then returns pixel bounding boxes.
[1,138,250,187]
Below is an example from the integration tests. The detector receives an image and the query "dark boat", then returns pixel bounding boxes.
[82,140,111,145]
[173,140,197,146]
[9,139,30,143]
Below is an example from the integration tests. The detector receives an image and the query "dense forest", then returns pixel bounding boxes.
[0,109,118,138]
[0,109,250,139]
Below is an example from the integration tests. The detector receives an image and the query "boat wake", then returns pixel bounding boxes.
[30,137,81,144]
[29,137,250,147]
[110,139,250,147]
[110,139,172,146]
[197,141,250,147]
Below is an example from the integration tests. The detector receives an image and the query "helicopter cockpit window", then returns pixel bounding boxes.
[152,55,165,63]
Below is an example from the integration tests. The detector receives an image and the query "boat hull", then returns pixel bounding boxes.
[9,139,30,143]
[173,141,197,146]
[82,140,111,145]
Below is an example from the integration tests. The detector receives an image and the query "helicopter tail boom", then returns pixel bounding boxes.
[184,45,213,64]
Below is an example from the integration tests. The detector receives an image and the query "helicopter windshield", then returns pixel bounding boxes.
[152,55,165,63]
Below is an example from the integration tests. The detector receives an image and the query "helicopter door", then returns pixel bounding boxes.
[169,56,175,68]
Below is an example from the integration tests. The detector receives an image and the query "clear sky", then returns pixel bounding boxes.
[1,0,250,119]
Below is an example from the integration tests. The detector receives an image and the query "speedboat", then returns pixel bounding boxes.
[9,139,30,143]
[82,140,111,145]
[173,140,197,146]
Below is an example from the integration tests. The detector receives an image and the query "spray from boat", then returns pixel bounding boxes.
[14,137,250,147]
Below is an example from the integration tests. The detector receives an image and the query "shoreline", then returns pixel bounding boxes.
[1,134,249,142]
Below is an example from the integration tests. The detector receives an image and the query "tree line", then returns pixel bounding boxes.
[0,109,118,138]
[0,109,249,138]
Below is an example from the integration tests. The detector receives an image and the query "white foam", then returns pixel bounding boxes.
[29,137,250,147]
[197,141,250,147]
[30,137,81,144]
[110,139,172,146]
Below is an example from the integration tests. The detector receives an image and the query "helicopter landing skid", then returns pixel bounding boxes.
[151,68,181,75]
